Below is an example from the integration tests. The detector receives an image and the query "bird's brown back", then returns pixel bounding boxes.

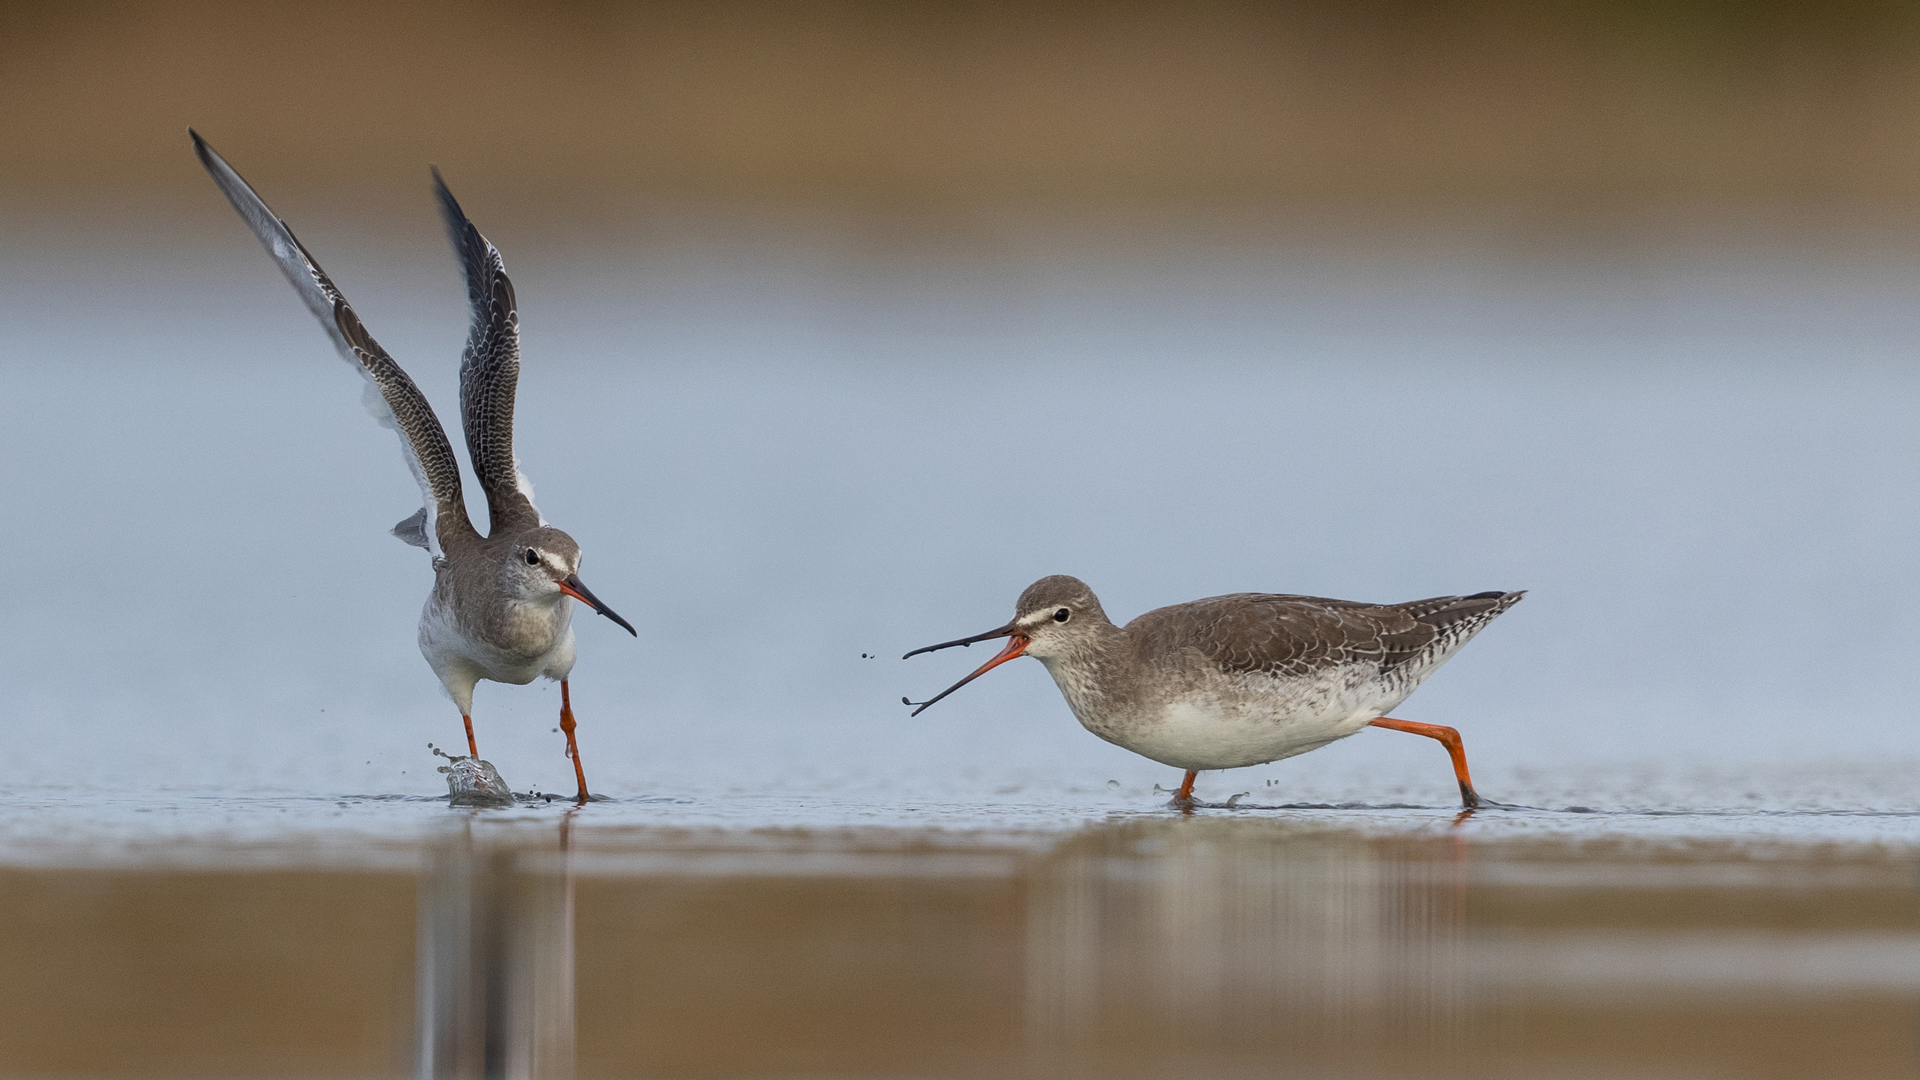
[1128,591,1523,681]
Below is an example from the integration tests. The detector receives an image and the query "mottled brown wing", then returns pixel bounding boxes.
[193,131,474,557]
[1132,591,1521,679]
[435,170,542,537]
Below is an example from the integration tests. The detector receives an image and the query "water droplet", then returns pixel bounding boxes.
[1107,780,1121,789]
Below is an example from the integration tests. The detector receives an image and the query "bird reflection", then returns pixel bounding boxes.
[417,812,578,1079]
[1023,819,1473,1072]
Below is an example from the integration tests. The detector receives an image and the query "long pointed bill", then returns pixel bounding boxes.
[902,622,1019,659]
[902,629,1031,717]
[559,574,637,637]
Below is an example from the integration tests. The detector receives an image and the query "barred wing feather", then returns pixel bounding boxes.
[191,130,472,557]
[433,170,542,536]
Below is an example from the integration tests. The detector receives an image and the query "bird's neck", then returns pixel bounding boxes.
[1034,622,1131,717]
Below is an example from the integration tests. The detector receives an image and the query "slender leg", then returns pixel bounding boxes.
[1174,770,1198,803]
[462,714,478,758]
[1368,717,1482,809]
[559,680,589,802]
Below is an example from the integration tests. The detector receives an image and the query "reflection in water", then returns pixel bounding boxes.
[0,815,1914,1079]
[418,814,577,1080]
[1025,821,1471,1076]
[411,816,1479,1079]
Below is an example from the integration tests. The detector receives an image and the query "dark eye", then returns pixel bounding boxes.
[525,549,539,565]
[1054,608,1070,622]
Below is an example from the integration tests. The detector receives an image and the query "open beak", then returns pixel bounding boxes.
[901,623,1031,716]
[559,574,638,637]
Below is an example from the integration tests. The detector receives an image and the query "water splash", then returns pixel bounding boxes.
[431,744,515,808]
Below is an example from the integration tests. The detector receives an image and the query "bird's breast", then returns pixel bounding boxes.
[421,586,577,686]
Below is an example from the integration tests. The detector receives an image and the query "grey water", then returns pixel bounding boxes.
[3,210,1920,850]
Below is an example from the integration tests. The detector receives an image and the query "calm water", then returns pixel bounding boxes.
[2,815,1915,1079]
[2,211,1919,1075]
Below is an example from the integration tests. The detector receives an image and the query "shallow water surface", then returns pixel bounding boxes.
[5,215,1920,1076]
[7,217,1920,803]
[0,811,1913,1079]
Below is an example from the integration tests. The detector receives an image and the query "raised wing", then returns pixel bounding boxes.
[1134,590,1522,680]
[191,130,475,557]
[433,171,541,537]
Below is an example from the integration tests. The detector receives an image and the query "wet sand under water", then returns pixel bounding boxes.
[0,811,1913,1080]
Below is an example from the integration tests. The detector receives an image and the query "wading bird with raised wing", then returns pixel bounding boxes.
[193,132,635,802]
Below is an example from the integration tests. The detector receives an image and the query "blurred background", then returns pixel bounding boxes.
[18,0,1920,213]
[5,0,1920,811]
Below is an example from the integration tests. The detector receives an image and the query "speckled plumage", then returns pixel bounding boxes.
[194,131,635,800]
[1129,589,1518,702]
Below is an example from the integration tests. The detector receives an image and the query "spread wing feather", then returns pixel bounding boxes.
[191,130,473,557]
[433,170,541,536]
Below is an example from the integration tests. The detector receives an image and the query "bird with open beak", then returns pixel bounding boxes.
[906,575,1521,807]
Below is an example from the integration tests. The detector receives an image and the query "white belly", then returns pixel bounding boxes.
[1063,663,1412,772]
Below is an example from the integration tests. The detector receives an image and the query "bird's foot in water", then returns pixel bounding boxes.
[1158,790,1254,811]
[1159,770,1205,812]
[431,744,515,807]
[1154,781,1214,812]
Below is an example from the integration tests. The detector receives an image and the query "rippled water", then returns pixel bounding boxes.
[3,213,1919,1075]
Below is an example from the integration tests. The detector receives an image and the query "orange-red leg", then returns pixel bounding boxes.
[560,680,589,802]
[1174,770,1198,803]
[462,714,478,758]
[1369,717,1481,809]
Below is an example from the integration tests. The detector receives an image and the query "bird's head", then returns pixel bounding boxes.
[900,574,1110,715]
[507,527,636,636]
